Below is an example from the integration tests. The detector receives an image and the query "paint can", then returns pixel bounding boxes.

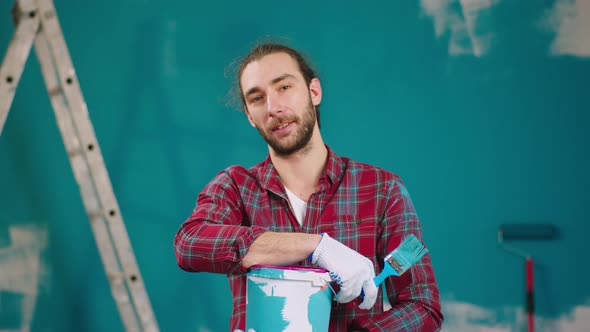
[246,265,333,332]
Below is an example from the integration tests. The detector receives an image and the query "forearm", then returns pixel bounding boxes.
[175,220,267,274]
[242,232,322,268]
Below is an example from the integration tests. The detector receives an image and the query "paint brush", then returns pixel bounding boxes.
[374,234,428,285]
[361,234,428,298]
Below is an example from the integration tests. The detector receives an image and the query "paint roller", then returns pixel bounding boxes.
[497,224,558,332]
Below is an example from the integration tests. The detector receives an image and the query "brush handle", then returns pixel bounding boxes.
[373,270,389,288]
[374,263,396,287]
[360,263,396,298]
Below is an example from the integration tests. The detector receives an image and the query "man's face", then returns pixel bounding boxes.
[240,52,322,156]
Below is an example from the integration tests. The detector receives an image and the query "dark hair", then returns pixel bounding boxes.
[226,41,321,128]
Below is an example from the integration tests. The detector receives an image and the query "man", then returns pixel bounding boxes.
[174,43,443,331]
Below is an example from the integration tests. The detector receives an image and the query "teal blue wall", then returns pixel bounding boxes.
[1,0,588,331]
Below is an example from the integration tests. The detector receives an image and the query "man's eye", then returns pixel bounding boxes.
[250,96,263,103]
[280,85,290,91]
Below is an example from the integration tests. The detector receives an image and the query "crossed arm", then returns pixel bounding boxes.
[241,232,321,268]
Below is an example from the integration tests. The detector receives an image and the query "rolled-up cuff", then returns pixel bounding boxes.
[230,225,267,274]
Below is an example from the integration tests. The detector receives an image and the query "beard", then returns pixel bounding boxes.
[256,98,317,157]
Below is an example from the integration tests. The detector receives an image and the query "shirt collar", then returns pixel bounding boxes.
[257,145,344,195]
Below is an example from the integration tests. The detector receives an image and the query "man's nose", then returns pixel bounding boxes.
[266,93,282,116]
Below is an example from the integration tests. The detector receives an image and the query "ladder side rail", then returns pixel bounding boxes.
[33,22,142,332]
[34,0,159,330]
[0,0,40,134]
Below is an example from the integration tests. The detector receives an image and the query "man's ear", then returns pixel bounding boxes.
[245,107,256,127]
[309,78,322,106]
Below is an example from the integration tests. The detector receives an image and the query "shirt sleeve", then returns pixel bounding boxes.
[352,177,444,331]
[173,169,267,275]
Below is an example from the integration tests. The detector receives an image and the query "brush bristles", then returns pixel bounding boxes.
[385,235,429,275]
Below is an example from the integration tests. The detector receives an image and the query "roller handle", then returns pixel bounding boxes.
[526,258,534,332]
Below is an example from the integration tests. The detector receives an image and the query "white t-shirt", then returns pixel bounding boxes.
[284,187,307,226]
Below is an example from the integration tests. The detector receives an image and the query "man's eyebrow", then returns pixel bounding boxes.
[244,86,261,98]
[271,73,296,85]
[244,74,297,98]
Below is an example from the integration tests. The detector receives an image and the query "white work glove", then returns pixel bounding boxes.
[310,233,378,309]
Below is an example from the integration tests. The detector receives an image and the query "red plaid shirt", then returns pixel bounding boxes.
[174,146,443,331]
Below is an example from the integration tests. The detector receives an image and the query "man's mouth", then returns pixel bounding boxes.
[272,122,293,131]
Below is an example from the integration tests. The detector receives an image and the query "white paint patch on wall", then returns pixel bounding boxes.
[538,301,590,331]
[420,0,498,57]
[441,295,590,332]
[441,296,518,331]
[421,0,590,58]
[0,224,48,332]
[541,0,590,57]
